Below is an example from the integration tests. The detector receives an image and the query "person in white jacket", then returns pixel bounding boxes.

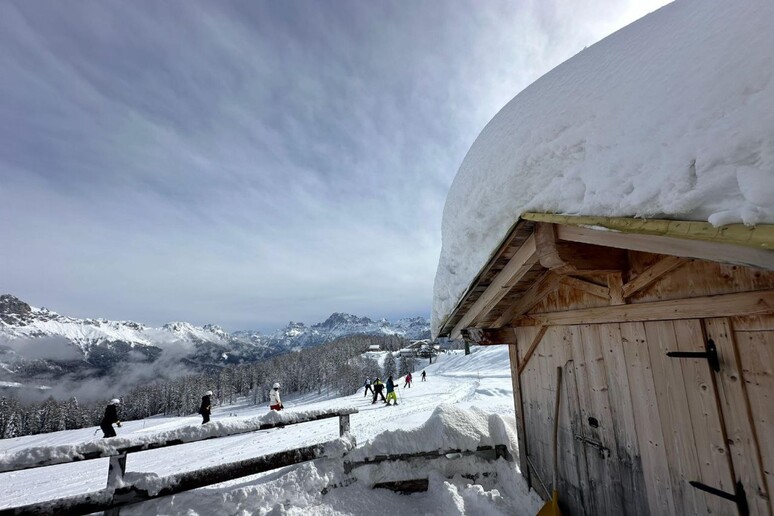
[269,382,283,411]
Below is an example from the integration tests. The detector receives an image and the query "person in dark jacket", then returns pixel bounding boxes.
[371,377,386,404]
[385,375,398,405]
[421,370,427,381]
[199,390,212,424]
[101,398,121,438]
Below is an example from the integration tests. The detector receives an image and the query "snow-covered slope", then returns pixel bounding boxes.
[433,0,774,334]
[0,346,541,515]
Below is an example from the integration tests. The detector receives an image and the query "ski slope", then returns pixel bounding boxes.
[0,347,541,515]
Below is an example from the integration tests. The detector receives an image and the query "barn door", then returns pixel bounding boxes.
[564,324,649,516]
[702,317,772,516]
[565,320,742,515]
[651,319,742,515]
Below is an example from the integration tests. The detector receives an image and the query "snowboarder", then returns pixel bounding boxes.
[269,382,283,411]
[371,377,386,404]
[100,398,121,438]
[421,370,427,381]
[199,390,212,424]
[363,378,374,397]
[385,375,398,405]
[403,372,412,388]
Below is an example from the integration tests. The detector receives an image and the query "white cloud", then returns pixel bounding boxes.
[0,0,671,330]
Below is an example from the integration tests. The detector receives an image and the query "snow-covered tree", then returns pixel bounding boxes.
[383,352,397,378]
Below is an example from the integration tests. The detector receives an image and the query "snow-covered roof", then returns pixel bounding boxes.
[432,0,774,336]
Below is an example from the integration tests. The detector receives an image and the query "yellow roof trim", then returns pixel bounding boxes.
[521,213,774,250]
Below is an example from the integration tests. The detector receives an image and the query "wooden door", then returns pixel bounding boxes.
[705,317,773,516]
[644,319,738,516]
[565,320,740,515]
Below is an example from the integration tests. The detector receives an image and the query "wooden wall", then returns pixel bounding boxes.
[510,256,774,516]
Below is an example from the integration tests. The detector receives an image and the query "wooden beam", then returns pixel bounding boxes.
[494,272,563,327]
[513,290,774,326]
[6,439,352,516]
[517,325,548,376]
[621,256,689,298]
[0,408,359,474]
[607,272,625,305]
[560,276,610,299]
[462,327,518,345]
[450,234,538,339]
[556,224,774,270]
[508,340,531,490]
[535,223,628,274]
[521,212,774,250]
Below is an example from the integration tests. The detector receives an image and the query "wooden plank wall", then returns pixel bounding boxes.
[514,316,774,516]
[710,316,773,515]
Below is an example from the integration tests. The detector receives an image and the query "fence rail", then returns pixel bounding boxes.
[0,407,358,474]
[0,408,358,516]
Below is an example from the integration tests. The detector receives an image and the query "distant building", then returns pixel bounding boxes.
[367,344,381,352]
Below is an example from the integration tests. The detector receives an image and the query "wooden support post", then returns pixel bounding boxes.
[494,272,563,327]
[339,414,350,437]
[517,326,549,376]
[508,336,531,492]
[621,256,688,298]
[105,454,127,516]
[536,222,628,274]
[607,273,625,305]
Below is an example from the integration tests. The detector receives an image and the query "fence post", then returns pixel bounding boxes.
[104,453,127,516]
[339,414,350,436]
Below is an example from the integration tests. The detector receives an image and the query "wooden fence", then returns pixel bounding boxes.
[0,408,357,516]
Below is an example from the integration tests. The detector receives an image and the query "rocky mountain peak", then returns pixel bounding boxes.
[203,324,228,337]
[0,294,33,325]
[162,321,195,333]
[315,312,373,329]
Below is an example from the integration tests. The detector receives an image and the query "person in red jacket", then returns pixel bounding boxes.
[403,372,412,388]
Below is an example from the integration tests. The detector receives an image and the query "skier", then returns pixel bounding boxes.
[199,390,212,424]
[100,398,121,438]
[403,372,412,388]
[363,378,374,397]
[385,375,398,405]
[371,377,386,404]
[421,370,427,381]
[269,382,283,411]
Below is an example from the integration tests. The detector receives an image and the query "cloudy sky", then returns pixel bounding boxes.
[0,1,670,331]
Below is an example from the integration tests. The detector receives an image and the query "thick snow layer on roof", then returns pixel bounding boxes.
[432,0,774,335]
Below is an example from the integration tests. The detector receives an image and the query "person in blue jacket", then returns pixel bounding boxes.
[385,375,398,406]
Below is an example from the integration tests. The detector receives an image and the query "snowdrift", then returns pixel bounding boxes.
[432,0,774,334]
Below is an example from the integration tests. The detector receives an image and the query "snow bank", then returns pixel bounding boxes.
[433,0,774,335]
[347,404,518,461]
[122,406,542,516]
[0,407,354,472]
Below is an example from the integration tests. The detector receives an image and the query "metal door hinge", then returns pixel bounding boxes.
[666,338,720,372]
[689,480,749,516]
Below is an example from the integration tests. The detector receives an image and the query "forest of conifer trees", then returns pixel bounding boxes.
[0,334,424,438]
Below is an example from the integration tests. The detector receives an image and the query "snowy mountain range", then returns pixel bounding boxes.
[0,294,430,383]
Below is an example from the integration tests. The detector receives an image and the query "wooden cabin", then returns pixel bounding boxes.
[435,212,774,515]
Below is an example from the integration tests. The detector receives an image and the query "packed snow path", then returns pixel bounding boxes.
[0,348,540,515]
